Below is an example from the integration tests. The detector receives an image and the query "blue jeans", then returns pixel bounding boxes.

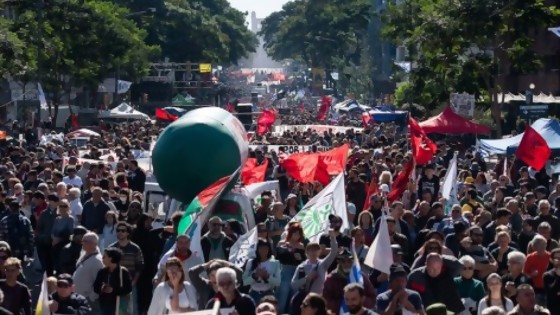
[276,265,297,314]
[249,289,273,305]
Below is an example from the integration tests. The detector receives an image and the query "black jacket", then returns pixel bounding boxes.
[206,291,255,315]
[49,292,92,315]
[200,233,234,262]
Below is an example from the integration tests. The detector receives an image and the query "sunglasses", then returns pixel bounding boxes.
[57,282,71,288]
[117,229,128,233]
[427,247,440,251]
[463,267,474,270]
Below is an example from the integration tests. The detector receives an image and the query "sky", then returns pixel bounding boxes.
[228,0,292,23]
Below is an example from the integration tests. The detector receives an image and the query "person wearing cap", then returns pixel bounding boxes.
[408,253,465,313]
[376,264,424,315]
[0,201,33,261]
[291,231,338,315]
[319,214,352,270]
[48,273,92,315]
[534,199,560,240]
[322,248,376,313]
[425,303,453,315]
[23,169,44,191]
[417,164,439,204]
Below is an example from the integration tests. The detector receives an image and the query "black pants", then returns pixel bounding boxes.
[36,242,53,276]
[51,240,69,275]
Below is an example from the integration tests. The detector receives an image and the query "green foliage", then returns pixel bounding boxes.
[259,0,371,68]
[382,0,558,111]
[114,0,258,64]
[0,16,34,79]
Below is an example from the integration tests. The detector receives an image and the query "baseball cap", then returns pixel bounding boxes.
[426,303,453,315]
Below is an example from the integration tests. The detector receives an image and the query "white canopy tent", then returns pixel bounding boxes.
[98,103,150,120]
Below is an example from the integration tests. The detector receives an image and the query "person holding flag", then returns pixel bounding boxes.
[322,247,376,314]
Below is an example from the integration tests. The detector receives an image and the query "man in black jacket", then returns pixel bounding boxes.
[49,273,92,315]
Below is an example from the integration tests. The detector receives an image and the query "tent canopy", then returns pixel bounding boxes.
[98,103,150,120]
[369,107,408,123]
[419,107,491,134]
[479,118,560,154]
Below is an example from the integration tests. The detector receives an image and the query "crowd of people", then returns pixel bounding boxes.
[0,105,556,315]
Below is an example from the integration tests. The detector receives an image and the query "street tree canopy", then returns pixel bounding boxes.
[259,0,371,68]
[383,0,558,134]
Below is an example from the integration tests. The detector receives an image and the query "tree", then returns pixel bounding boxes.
[11,0,158,122]
[259,0,371,69]
[382,0,558,135]
[114,0,258,64]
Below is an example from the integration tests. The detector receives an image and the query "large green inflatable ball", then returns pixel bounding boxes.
[152,107,248,204]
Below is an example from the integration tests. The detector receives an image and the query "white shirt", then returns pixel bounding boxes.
[63,175,83,187]
[147,281,198,315]
[69,199,83,222]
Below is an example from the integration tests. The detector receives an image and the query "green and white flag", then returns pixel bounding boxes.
[290,173,348,242]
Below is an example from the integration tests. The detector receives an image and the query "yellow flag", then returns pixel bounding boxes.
[35,274,49,315]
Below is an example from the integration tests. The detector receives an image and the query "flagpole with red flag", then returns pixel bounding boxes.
[515,125,551,171]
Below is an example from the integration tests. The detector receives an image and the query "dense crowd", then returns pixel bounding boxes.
[0,108,556,315]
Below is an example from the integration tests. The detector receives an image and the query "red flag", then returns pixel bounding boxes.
[363,177,380,211]
[515,125,551,171]
[318,144,349,175]
[71,114,79,128]
[362,111,371,127]
[281,153,319,183]
[256,109,277,135]
[241,158,268,185]
[155,108,178,122]
[316,95,331,121]
[409,117,436,165]
[387,159,415,202]
[226,102,235,113]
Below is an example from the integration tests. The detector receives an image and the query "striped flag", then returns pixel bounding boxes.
[340,241,364,315]
[177,167,241,235]
[35,273,49,315]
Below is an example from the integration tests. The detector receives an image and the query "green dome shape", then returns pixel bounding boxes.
[152,107,248,204]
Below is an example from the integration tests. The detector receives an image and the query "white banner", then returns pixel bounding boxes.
[249,145,329,155]
[273,124,363,134]
[242,180,281,204]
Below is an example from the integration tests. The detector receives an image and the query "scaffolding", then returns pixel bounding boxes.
[142,62,214,90]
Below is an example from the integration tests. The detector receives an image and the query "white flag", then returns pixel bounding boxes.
[364,212,393,274]
[441,152,459,213]
[35,273,50,315]
[242,180,281,204]
[229,226,258,268]
[187,216,203,260]
[117,80,133,94]
[290,173,348,242]
[549,27,560,38]
[37,83,48,109]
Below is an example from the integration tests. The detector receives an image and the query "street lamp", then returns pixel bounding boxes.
[526,83,535,105]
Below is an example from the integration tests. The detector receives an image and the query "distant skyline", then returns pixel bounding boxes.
[228,0,291,26]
